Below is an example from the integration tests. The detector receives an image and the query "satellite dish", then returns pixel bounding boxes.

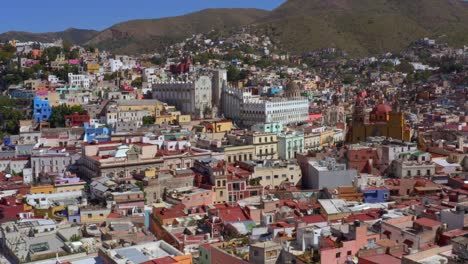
[5,174,12,179]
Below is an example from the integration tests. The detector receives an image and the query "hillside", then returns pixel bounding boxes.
[254,0,468,56]
[86,8,270,54]
[0,28,98,45]
[1,1,467,56]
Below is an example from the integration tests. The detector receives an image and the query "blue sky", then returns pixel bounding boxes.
[1,0,286,33]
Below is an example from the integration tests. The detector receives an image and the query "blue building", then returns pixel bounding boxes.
[33,97,52,122]
[9,89,35,99]
[267,87,283,97]
[84,123,112,143]
[362,187,390,203]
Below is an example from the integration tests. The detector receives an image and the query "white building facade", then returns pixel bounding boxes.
[222,86,309,127]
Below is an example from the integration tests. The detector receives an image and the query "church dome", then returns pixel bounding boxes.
[284,80,301,98]
[373,103,392,115]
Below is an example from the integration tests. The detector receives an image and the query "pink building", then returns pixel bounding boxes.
[210,244,248,264]
[165,187,214,208]
[320,222,380,264]
[68,59,80,65]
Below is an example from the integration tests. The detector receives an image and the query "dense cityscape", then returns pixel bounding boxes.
[0,1,467,264]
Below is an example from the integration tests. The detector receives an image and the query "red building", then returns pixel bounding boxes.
[170,57,192,75]
[346,146,379,174]
[65,112,90,127]
[0,196,33,223]
[226,165,262,205]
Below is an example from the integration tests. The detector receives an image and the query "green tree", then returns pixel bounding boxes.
[414,70,431,82]
[142,116,155,125]
[0,43,15,63]
[52,64,79,82]
[343,74,356,85]
[103,72,116,81]
[62,40,73,52]
[135,181,145,191]
[0,97,27,135]
[227,65,240,82]
[131,77,143,88]
[151,56,165,65]
[381,61,395,72]
[395,61,414,74]
[70,234,81,242]
[49,105,86,128]
[255,58,272,69]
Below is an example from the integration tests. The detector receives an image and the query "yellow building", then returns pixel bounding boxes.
[36,91,61,107]
[244,132,278,160]
[319,129,335,146]
[117,99,164,116]
[54,181,86,193]
[222,145,256,164]
[194,120,234,133]
[86,63,100,74]
[213,175,227,204]
[155,111,191,125]
[80,208,111,223]
[347,102,411,143]
[30,185,55,195]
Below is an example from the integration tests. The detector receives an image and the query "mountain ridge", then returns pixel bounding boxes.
[1,1,467,56]
[0,28,99,45]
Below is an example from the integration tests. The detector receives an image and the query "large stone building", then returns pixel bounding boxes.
[152,76,212,118]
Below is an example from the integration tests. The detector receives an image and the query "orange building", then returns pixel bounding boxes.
[31,49,43,59]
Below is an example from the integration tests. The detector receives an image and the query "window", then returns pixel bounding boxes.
[232,183,241,190]
[426,170,431,175]
[99,213,104,217]
[336,252,341,258]
[254,250,259,257]
[88,214,92,218]
[347,251,352,256]
[407,171,411,177]
[274,175,279,179]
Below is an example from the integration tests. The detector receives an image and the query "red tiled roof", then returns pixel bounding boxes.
[442,228,468,238]
[107,212,121,218]
[414,217,441,228]
[301,215,326,224]
[344,213,375,223]
[359,254,401,264]
[214,206,250,222]
[142,256,177,264]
